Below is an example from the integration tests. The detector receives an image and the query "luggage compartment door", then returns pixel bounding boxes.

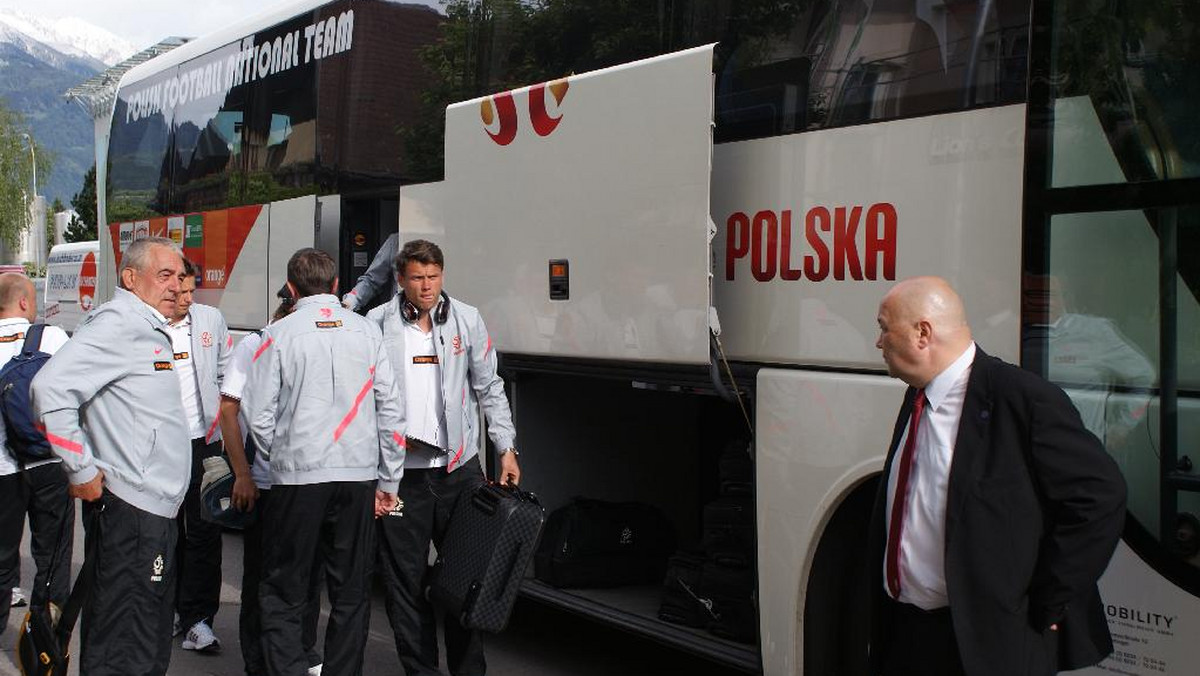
[403,45,716,364]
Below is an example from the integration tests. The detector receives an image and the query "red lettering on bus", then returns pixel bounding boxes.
[751,210,777,282]
[865,203,897,280]
[779,210,801,281]
[724,203,897,283]
[726,212,749,280]
[834,206,863,281]
[805,206,830,281]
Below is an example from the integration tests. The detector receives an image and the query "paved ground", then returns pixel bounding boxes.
[2,518,750,676]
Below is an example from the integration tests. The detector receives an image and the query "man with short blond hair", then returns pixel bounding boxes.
[32,236,190,676]
[868,276,1126,676]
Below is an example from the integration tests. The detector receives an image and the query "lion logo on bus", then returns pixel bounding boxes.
[481,77,569,145]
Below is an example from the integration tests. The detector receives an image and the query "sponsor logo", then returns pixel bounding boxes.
[620,527,633,546]
[388,499,405,518]
[0,333,24,343]
[412,355,439,365]
[79,251,96,311]
[451,335,464,356]
[174,351,189,361]
[151,554,164,582]
[1105,604,1177,629]
[201,331,213,348]
[320,307,333,318]
[315,320,343,329]
[725,204,898,282]
[481,77,569,146]
[154,361,174,371]
[153,347,163,355]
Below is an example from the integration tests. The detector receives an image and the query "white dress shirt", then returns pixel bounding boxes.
[884,341,976,609]
[404,321,447,469]
[166,316,205,439]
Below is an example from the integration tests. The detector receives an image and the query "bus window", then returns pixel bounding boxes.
[108,68,175,222]
[714,0,1030,142]
[1049,1,1200,186]
[171,42,249,214]
[243,10,319,203]
[1036,206,1200,580]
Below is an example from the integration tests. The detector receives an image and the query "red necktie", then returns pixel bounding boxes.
[886,389,925,599]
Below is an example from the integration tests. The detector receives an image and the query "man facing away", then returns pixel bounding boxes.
[868,276,1126,676]
[243,248,406,676]
[220,286,324,676]
[31,236,190,676]
[168,258,233,652]
[368,238,519,676]
[0,273,71,634]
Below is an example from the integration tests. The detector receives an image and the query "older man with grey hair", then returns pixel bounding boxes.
[32,236,191,676]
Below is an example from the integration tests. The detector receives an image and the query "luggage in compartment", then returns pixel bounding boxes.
[535,498,677,588]
[429,483,546,633]
[657,550,713,628]
[718,439,753,497]
[698,561,757,644]
[701,496,756,568]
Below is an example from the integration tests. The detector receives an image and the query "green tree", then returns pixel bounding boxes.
[0,101,47,251]
[66,163,99,242]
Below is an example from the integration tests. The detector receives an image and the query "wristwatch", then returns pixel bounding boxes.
[498,447,519,457]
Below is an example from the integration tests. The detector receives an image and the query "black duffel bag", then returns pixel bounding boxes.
[535,498,676,588]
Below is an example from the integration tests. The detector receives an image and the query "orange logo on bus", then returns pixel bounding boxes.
[481,77,569,146]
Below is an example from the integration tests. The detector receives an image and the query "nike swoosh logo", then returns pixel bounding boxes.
[154,348,163,355]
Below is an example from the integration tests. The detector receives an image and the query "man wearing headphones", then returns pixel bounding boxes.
[368,238,519,676]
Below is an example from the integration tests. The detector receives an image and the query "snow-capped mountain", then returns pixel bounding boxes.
[0,9,135,67]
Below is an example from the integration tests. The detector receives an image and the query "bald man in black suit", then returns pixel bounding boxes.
[868,276,1126,676]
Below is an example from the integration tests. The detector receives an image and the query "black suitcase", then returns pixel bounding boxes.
[697,561,758,644]
[657,550,715,628]
[429,483,546,633]
[701,497,756,568]
[535,498,676,588]
[718,440,753,497]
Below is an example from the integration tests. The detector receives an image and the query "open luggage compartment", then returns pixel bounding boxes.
[502,366,761,673]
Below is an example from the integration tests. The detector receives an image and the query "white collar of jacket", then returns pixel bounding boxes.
[112,286,169,325]
[294,293,340,310]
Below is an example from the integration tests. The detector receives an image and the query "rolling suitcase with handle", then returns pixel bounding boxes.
[429,482,546,633]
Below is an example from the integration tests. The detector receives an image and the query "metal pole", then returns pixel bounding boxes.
[19,133,36,197]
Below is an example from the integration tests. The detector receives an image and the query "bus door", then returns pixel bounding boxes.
[400,44,718,364]
[337,196,398,312]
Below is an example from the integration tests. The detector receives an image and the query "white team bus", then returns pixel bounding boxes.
[96,1,1199,674]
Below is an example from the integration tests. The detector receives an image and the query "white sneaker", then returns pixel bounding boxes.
[307,664,323,676]
[10,587,27,607]
[181,620,221,653]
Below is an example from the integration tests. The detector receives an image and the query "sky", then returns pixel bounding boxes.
[0,0,443,53]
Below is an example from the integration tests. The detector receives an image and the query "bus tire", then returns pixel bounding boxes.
[803,476,878,676]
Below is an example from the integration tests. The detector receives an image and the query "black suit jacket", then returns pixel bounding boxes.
[868,348,1126,676]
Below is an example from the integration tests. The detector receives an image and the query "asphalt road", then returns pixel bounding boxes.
[2,517,751,676]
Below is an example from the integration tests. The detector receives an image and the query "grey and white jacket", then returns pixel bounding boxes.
[31,287,191,519]
[243,294,407,492]
[181,302,233,443]
[367,293,516,473]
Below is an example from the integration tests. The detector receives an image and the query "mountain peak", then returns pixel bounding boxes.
[0,8,136,67]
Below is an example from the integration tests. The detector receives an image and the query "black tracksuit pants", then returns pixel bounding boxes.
[260,481,376,676]
[176,437,224,630]
[0,463,74,635]
[378,456,486,676]
[80,490,178,676]
[241,489,325,676]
